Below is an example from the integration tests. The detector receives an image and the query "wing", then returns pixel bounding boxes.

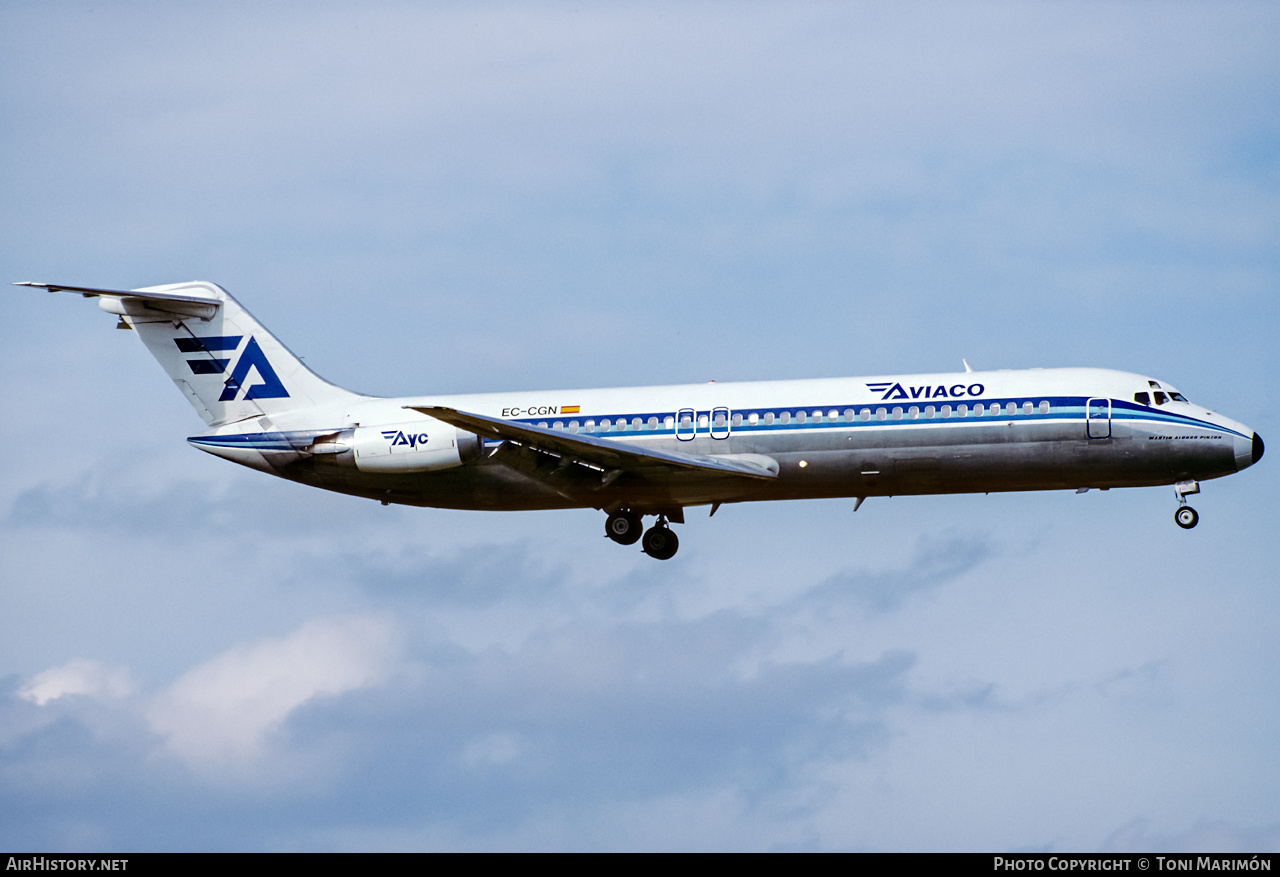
[406,405,779,482]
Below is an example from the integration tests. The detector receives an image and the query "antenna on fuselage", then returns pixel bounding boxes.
[962,359,974,373]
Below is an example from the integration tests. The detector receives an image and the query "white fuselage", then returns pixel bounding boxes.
[188,366,1261,515]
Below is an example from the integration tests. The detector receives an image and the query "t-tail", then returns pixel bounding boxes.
[15,281,363,425]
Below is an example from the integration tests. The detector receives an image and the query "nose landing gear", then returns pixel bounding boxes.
[1173,479,1200,529]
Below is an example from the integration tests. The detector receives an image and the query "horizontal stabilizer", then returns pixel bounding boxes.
[15,281,222,306]
[407,405,779,481]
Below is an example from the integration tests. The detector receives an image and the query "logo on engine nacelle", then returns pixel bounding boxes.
[382,430,430,448]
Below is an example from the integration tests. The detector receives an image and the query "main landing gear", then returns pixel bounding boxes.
[605,511,643,545]
[641,521,679,560]
[1174,479,1200,530]
[605,511,679,560]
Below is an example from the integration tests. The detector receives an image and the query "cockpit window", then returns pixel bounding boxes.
[1134,392,1150,405]
[1153,392,1168,405]
[1170,392,1188,402]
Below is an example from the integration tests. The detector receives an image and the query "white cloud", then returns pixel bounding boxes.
[19,659,134,706]
[146,614,399,766]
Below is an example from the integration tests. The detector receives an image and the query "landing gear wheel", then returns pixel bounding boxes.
[605,512,643,545]
[1175,506,1199,529]
[641,525,679,560]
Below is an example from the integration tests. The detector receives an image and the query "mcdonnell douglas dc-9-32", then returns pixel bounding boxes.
[17,280,1265,560]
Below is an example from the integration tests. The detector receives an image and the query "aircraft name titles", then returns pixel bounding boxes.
[867,382,986,401]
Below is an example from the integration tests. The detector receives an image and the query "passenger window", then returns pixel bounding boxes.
[585,420,595,432]
[908,406,919,419]
[860,408,871,421]
[957,404,968,416]
[539,421,549,429]
[940,404,951,417]
[698,414,708,428]
[1039,400,1050,414]
[796,411,808,424]
[731,413,742,427]
[892,407,903,420]
[780,412,791,424]
[1007,402,1017,415]
[748,412,759,425]
[664,416,675,430]
[974,404,984,416]
[829,409,838,421]
[924,405,935,418]
[553,421,564,430]
[876,407,887,421]
[679,414,691,429]
[569,421,579,433]
[764,412,775,425]
[633,417,643,429]
[843,409,854,421]
[648,416,658,430]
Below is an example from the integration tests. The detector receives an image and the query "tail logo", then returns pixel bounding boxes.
[175,335,290,401]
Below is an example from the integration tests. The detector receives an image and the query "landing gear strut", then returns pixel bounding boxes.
[605,511,643,545]
[641,520,679,560]
[1174,480,1200,530]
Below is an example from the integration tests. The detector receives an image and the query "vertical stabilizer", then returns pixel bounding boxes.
[17,281,365,425]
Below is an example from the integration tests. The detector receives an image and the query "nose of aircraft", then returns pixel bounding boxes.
[1237,431,1264,471]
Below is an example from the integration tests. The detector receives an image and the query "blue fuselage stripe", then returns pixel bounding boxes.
[188,396,1244,452]
[479,395,1244,444]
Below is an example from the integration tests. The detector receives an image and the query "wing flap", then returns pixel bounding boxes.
[406,405,778,481]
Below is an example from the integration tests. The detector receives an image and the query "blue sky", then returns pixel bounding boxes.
[1,1,1278,851]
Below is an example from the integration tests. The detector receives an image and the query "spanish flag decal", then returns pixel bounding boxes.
[561,405,581,414]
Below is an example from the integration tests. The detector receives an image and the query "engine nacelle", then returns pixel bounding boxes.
[350,420,480,473]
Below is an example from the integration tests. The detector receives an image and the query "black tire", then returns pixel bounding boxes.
[1175,506,1199,529]
[641,525,679,560]
[606,512,643,545]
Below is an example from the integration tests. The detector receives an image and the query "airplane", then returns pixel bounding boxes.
[16,280,1264,560]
